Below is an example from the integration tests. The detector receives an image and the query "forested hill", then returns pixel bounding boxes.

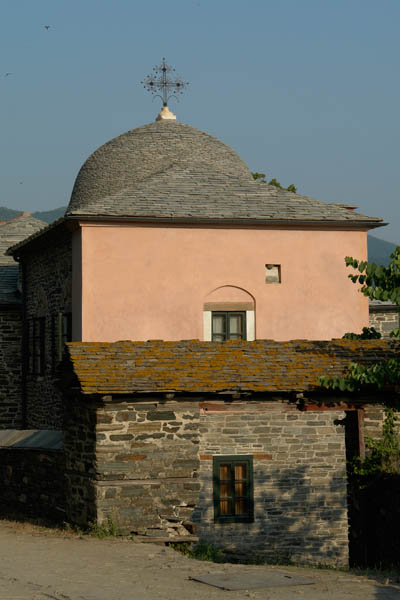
[367,235,398,266]
[0,205,398,265]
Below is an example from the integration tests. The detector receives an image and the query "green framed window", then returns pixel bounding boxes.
[213,455,254,523]
[211,311,246,341]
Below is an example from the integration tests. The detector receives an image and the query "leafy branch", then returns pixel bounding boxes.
[319,358,400,392]
[350,408,400,483]
[345,247,400,338]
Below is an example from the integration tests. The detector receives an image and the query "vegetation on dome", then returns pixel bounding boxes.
[251,172,297,193]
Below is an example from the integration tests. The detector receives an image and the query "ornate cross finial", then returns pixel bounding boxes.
[141,58,189,107]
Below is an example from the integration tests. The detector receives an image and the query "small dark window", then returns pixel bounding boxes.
[58,312,72,361]
[212,311,246,341]
[213,455,254,523]
[51,312,73,372]
[29,317,46,376]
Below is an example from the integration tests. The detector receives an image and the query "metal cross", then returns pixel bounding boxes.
[141,58,189,107]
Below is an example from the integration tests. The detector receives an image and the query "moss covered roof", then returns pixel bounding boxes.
[65,339,400,396]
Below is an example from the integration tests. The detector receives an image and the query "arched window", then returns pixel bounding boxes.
[203,286,255,341]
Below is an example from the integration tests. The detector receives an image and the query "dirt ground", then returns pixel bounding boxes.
[0,519,399,600]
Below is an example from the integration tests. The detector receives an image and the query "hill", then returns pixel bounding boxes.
[367,235,398,266]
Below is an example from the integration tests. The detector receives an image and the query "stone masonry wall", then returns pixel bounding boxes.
[363,404,386,441]
[94,399,200,537]
[0,308,22,428]
[0,448,65,520]
[64,393,385,565]
[64,398,97,526]
[24,228,72,428]
[194,399,349,567]
[369,308,399,338]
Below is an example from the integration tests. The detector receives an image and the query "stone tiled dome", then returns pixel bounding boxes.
[67,120,252,215]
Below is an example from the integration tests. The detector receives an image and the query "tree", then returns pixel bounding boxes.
[251,172,297,193]
[345,246,400,337]
[320,249,400,484]
[319,246,400,392]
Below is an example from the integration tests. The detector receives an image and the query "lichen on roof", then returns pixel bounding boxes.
[65,338,400,396]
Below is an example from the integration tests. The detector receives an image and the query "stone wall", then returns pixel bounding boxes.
[369,304,399,338]
[23,227,72,428]
[64,396,201,536]
[364,404,386,441]
[0,448,65,520]
[94,399,200,537]
[63,393,354,566]
[64,398,97,526]
[0,308,22,428]
[194,399,349,567]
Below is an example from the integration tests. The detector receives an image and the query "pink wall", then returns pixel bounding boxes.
[72,223,369,342]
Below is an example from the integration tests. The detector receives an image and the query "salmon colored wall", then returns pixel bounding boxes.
[73,223,369,342]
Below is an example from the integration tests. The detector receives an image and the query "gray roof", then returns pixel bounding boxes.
[0,430,63,449]
[67,120,383,227]
[68,120,251,215]
[0,213,46,303]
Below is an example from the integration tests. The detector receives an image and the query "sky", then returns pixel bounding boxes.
[0,0,399,242]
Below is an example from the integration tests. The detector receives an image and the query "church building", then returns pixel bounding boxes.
[5,104,384,429]
[0,71,393,566]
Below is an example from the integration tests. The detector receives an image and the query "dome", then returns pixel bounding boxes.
[67,120,253,216]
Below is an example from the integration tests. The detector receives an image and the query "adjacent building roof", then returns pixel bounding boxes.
[0,213,47,265]
[65,339,400,396]
[0,213,46,304]
[66,120,383,228]
[0,430,63,449]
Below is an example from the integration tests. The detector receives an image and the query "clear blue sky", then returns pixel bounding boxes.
[1,0,399,242]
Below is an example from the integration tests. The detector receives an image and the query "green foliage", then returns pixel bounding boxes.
[345,247,400,333]
[349,408,400,485]
[320,247,400,392]
[86,516,119,538]
[319,358,400,391]
[342,327,381,340]
[268,177,283,189]
[251,173,297,193]
[251,172,267,183]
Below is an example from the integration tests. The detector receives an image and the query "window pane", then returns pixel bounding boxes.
[234,463,246,480]
[228,313,244,340]
[220,464,231,480]
[235,497,247,515]
[219,464,233,515]
[212,334,225,342]
[220,498,233,515]
[229,314,242,334]
[212,314,225,335]
[234,464,247,516]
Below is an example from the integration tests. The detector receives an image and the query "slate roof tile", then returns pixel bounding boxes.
[65,339,400,395]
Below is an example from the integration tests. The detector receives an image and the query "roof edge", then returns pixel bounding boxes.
[65,213,387,230]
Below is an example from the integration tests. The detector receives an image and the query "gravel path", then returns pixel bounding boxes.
[0,519,399,600]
